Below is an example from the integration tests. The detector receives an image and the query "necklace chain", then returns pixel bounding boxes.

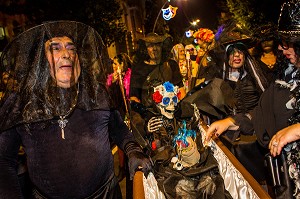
[57,84,79,139]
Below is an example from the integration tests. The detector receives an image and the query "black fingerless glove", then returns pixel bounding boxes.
[124,141,153,180]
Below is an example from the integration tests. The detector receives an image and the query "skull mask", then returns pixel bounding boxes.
[152,81,180,119]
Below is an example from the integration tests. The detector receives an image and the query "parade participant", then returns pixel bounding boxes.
[171,43,187,78]
[222,42,269,115]
[192,28,221,87]
[193,28,215,65]
[171,43,190,92]
[184,44,199,89]
[185,44,197,61]
[0,20,152,198]
[106,53,133,182]
[130,32,185,157]
[205,1,300,197]
[107,53,132,121]
[252,24,279,82]
[130,32,185,106]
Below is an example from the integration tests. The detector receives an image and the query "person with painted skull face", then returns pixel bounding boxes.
[0,21,152,198]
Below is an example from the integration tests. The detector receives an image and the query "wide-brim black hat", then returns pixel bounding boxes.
[141,32,168,44]
[253,23,278,41]
[278,1,300,42]
[216,21,256,48]
[221,37,256,49]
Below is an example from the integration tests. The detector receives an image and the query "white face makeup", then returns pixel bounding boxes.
[45,36,81,88]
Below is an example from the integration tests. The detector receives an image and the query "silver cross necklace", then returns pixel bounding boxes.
[57,84,79,139]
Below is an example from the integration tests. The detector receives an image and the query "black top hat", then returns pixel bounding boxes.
[278,0,300,42]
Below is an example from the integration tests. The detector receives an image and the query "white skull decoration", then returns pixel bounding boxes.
[152,81,180,119]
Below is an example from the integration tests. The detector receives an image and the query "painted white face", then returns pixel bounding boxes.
[157,91,178,119]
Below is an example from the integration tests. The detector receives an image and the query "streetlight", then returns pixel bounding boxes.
[191,19,200,26]
[182,19,200,40]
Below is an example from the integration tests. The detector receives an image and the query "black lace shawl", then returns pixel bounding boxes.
[0,21,113,132]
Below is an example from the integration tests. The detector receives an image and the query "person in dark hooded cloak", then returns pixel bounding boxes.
[0,20,152,199]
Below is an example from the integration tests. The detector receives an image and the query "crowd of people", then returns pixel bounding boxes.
[1,0,300,198]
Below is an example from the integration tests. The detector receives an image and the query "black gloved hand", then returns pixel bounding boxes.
[124,141,153,180]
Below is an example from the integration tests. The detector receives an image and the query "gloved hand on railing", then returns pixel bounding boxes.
[124,141,153,180]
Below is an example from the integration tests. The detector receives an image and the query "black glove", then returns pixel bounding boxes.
[124,141,153,180]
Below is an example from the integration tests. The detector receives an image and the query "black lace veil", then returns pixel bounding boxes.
[0,21,112,131]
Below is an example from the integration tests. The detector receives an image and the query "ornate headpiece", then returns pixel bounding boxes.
[278,0,300,41]
[214,21,254,48]
[193,28,215,43]
[253,23,277,41]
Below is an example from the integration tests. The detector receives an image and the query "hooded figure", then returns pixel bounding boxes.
[0,20,111,130]
[0,21,152,198]
[130,32,184,107]
[222,42,269,114]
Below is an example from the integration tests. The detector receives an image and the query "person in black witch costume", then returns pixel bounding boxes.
[0,21,152,199]
[205,1,300,197]
[129,32,186,152]
[252,24,280,83]
[130,32,186,105]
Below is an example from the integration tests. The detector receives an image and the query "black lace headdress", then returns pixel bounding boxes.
[0,21,112,132]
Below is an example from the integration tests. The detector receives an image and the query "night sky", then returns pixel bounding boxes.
[164,0,283,36]
[167,0,222,33]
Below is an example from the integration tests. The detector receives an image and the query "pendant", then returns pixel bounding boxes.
[58,117,68,139]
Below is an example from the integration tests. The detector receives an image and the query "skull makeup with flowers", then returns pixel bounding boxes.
[152,81,181,119]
